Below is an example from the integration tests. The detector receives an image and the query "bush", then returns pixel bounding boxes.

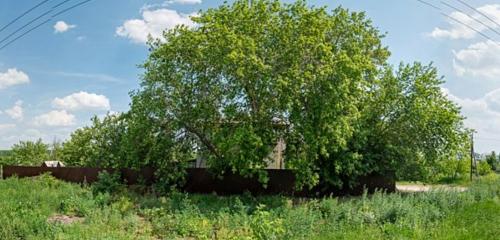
[59,196,93,217]
[91,171,125,195]
[4,139,49,166]
[477,161,493,176]
[250,204,285,240]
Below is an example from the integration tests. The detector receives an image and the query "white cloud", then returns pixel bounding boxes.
[168,0,202,4]
[0,68,30,90]
[430,4,500,40]
[54,21,76,33]
[443,88,500,151]
[33,110,76,127]
[52,71,123,83]
[52,91,110,111]
[0,126,75,149]
[116,8,196,44]
[452,40,500,79]
[0,124,15,131]
[141,0,201,11]
[5,100,24,121]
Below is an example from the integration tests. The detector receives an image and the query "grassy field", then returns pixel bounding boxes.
[0,174,498,240]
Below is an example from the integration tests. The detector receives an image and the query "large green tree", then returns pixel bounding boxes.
[133,0,388,189]
[62,0,469,189]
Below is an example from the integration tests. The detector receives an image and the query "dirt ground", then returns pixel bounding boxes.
[396,184,467,193]
[47,214,84,225]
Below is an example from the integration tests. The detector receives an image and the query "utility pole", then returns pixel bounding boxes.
[470,132,474,181]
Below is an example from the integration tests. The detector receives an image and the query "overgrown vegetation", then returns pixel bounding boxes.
[0,150,11,166]
[48,0,469,191]
[0,139,49,166]
[484,151,499,172]
[1,1,496,238]
[0,173,498,239]
[0,139,63,167]
[0,0,475,189]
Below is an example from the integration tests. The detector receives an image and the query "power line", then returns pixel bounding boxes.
[53,0,73,9]
[0,19,52,51]
[442,12,497,43]
[0,0,73,46]
[441,1,500,38]
[0,9,54,45]
[415,0,499,44]
[417,0,442,11]
[0,0,52,34]
[455,0,500,29]
[52,0,91,18]
[0,0,92,51]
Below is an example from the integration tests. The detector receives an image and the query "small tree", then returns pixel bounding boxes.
[330,63,470,183]
[7,139,49,166]
[61,114,127,168]
[477,160,493,176]
[0,150,13,166]
[485,151,497,171]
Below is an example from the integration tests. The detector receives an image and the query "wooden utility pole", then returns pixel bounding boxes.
[470,132,474,181]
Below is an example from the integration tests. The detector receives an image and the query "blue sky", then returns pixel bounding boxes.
[1,0,500,153]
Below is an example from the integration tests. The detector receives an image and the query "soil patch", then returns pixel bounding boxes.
[47,214,84,225]
[396,184,467,193]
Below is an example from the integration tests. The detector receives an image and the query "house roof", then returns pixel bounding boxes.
[42,161,65,167]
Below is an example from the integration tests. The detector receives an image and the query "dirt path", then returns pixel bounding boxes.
[396,184,467,193]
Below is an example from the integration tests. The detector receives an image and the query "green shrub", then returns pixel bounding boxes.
[111,196,135,216]
[477,161,493,176]
[250,204,285,240]
[91,171,125,195]
[59,196,91,217]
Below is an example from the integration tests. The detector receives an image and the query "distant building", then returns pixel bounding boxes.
[42,161,65,167]
[192,137,286,169]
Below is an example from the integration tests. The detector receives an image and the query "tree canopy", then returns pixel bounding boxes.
[56,0,470,190]
[123,0,469,188]
[1,139,49,166]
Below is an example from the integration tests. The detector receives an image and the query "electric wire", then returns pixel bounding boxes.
[0,0,73,46]
[417,0,442,11]
[455,0,500,29]
[415,0,499,44]
[51,0,91,18]
[0,0,52,34]
[0,0,92,51]
[441,1,500,37]
[0,19,52,51]
[0,9,53,45]
[441,12,497,42]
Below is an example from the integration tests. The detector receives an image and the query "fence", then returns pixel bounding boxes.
[1,165,395,196]
[1,165,155,185]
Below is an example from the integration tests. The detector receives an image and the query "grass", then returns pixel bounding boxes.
[0,173,498,239]
[314,200,500,240]
[428,200,500,240]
